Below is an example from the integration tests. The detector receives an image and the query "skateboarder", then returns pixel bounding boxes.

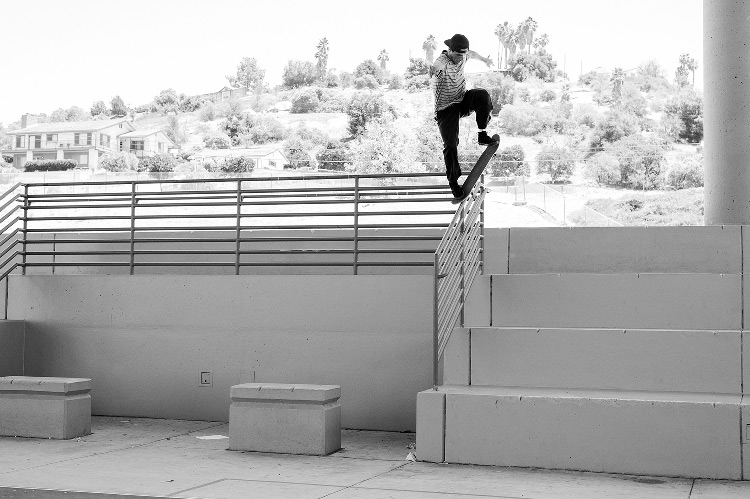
[428,33,497,199]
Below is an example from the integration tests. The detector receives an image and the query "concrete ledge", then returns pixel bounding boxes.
[491,273,741,330]
[436,385,742,479]
[469,328,742,394]
[229,383,341,455]
[0,321,24,377]
[416,390,445,463]
[0,376,92,439]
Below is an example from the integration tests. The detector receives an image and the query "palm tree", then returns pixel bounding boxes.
[507,28,520,62]
[494,23,508,68]
[422,35,437,64]
[611,68,625,102]
[679,53,698,86]
[533,33,549,53]
[378,50,389,71]
[524,17,538,53]
[517,22,528,54]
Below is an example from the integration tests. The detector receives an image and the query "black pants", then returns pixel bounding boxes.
[435,88,493,191]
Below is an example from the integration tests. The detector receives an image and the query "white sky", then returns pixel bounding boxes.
[1,0,702,126]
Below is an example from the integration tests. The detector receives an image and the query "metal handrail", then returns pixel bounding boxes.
[0,173,458,282]
[432,176,486,388]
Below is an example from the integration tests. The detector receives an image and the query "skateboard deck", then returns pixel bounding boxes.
[452,134,500,204]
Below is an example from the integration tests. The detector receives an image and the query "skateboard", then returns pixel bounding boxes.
[451,134,500,204]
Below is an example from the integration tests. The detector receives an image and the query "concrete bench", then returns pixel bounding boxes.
[229,383,340,455]
[0,376,91,439]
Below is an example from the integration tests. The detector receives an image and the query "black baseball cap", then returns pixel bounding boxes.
[444,34,470,52]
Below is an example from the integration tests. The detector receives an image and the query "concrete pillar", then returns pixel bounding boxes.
[704,0,750,224]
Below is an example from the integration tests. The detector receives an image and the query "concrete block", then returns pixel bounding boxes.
[443,386,742,479]
[0,321,24,376]
[0,376,91,439]
[229,383,341,455]
[443,328,469,385]
[464,275,490,327]
[416,389,445,463]
[483,228,509,275]
[743,396,749,480]
[492,273,741,330]
[471,328,742,394]
[744,332,750,395]
[508,226,741,274]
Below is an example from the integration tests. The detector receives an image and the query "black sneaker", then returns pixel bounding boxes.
[478,131,499,146]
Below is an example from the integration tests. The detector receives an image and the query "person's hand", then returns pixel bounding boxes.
[485,56,495,68]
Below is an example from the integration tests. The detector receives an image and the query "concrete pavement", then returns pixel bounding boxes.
[0,416,748,498]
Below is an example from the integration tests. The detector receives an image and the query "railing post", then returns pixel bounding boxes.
[353,177,360,275]
[433,252,440,389]
[235,179,242,275]
[459,199,466,327]
[129,182,136,275]
[21,185,28,275]
[480,174,485,274]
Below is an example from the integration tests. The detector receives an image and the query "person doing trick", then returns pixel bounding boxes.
[428,33,497,199]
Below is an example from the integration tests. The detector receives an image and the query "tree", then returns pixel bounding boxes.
[346,92,394,136]
[611,68,625,103]
[422,35,437,64]
[91,100,109,117]
[662,89,703,143]
[604,134,667,189]
[533,33,549,53]
[282,60,318,88]
[165,115,186,146]
[523,17,538,53]
[494,21,513,68]
[154,88,179,113]
[676,53,698,86]
[535,146,575,183]
[404,58,430,92]
[316,141,352,171]
[377,49,389,71]
[110,95,127,116]
[315,38,329,79]
[227,57,265,89]
[348,120,419,176]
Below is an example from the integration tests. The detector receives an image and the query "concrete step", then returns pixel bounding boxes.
[417,385,748,480]
[484,226,742,275]
[442,327,748,394]
[464,273,743,330]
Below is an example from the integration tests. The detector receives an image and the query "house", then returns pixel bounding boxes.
[190,146,289,170]
[117,129,177,158]
[1,115,176,169]
[195,86,248,103]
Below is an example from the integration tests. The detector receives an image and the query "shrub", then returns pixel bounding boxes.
[589,109,641,153]
[317,93,348,112]
[316,141,352,171]
[508,52,557,82]
[138,153,176,173]
[388,75,404,90]
[492,145,529,177]
[291,88,320,113]
[535,146,575,182]
[24,160,77,172]
[354,59,381,81]
[198,102,217,121]
[572,103,600,128]
[99,151,139,172]
[203,131,231,149]
[354,75,379,89]
[666,155,704,189]
[218,156,255,174]
[179,95,206,113]
[240,115,288,145]
[584,152,620,186]
[539,89,557,102]
[496,103,557,136]
[283,136,313,169]
[604,134,667,189]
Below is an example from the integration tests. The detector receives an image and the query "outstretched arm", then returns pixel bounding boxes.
[468,50,494,68]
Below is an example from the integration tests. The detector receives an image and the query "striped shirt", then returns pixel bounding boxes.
[431,51,467,114]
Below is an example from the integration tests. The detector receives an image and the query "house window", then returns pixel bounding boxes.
[131,140,144,151]
[100,134,110,147]
[16,136,26,148]
[33,135,41,148]
[74,133,92,146]
[158,142,163,152]
[46,134,57,142]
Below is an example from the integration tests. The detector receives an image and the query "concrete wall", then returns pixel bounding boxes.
[0,320,24,376]
[7,274,432,431]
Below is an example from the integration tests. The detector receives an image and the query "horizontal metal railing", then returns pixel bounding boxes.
[0,173,461,281]
[432,176,486,387]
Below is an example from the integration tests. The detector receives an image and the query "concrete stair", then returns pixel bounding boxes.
[417,226,750,480]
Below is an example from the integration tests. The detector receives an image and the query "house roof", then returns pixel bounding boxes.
[8,118,131,135]
[118,129,165,138]
[190,147,287,160]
